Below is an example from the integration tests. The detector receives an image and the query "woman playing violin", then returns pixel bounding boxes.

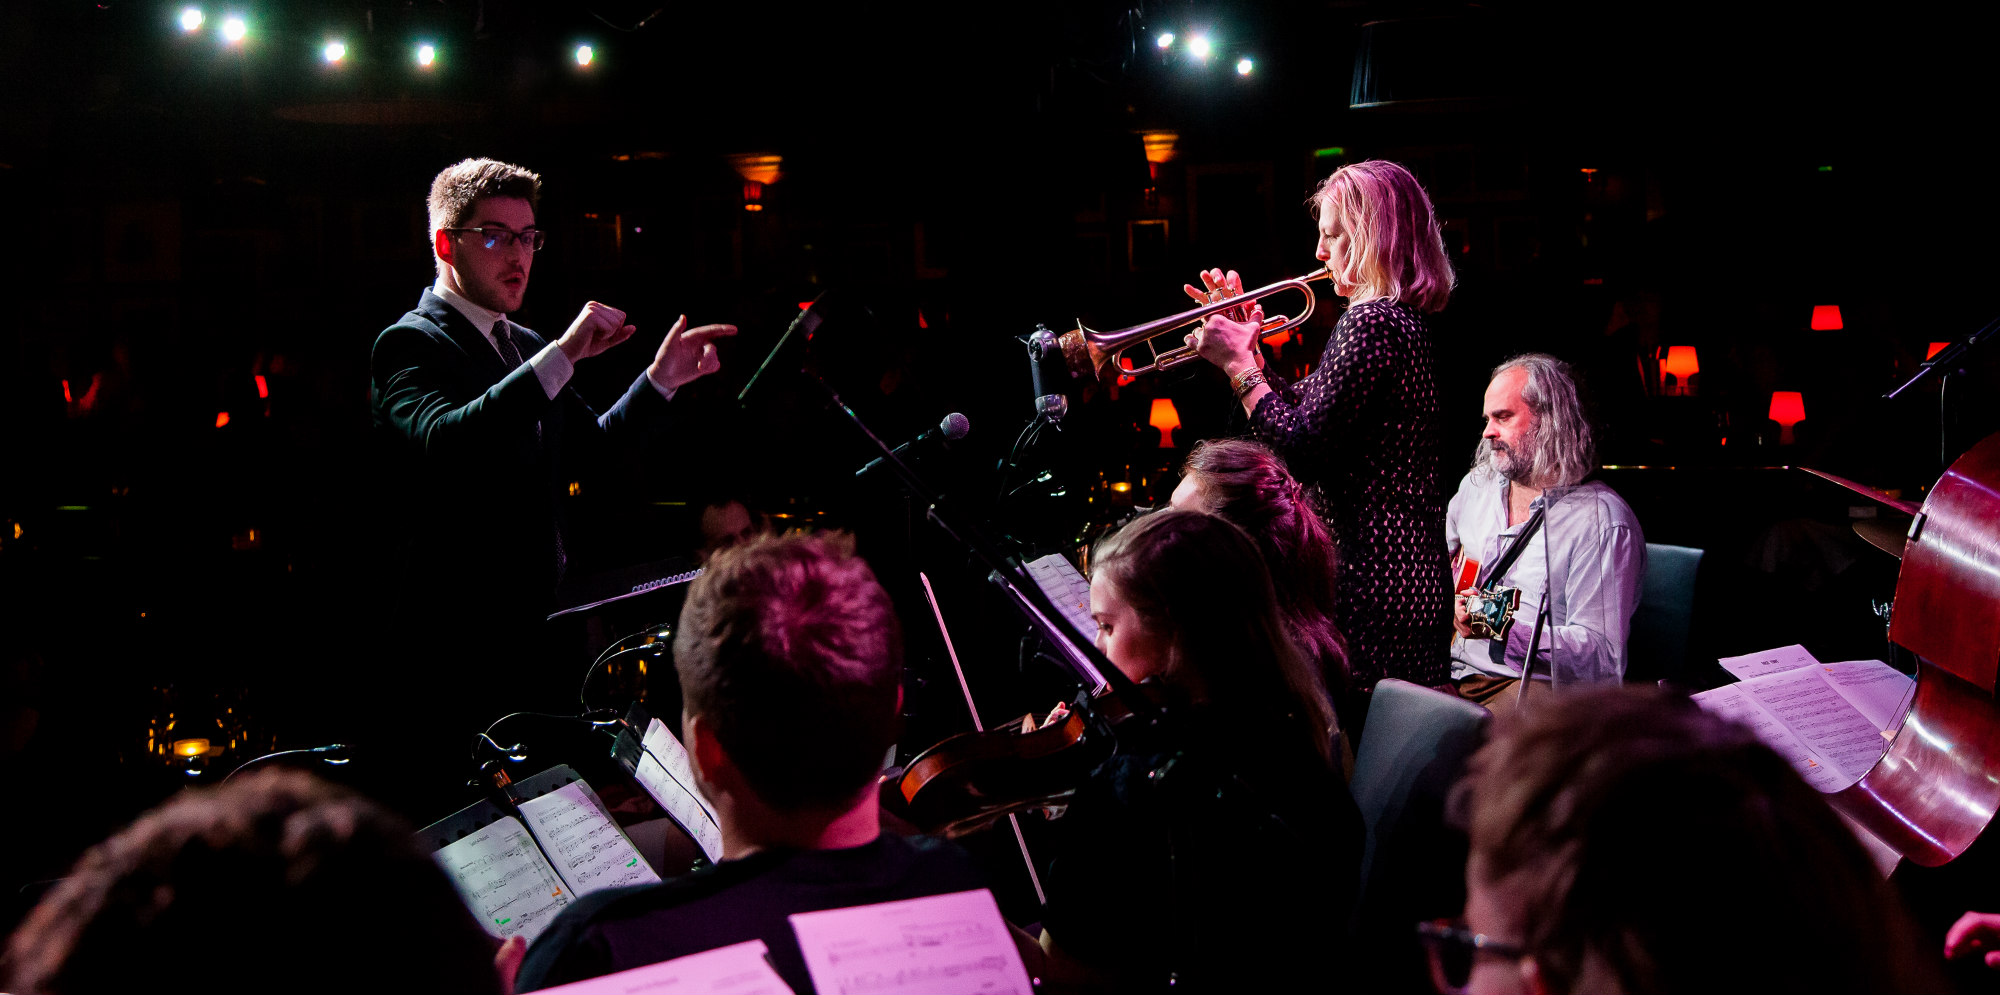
[1032,509,1363,992]
[1188,160,1455,690]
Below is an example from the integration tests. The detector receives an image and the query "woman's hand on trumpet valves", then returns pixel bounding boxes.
[1181,266,1265,378]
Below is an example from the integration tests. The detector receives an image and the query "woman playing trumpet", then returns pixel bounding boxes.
[1187,160,1455,689]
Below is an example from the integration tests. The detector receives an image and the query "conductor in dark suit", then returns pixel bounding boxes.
[366,159,733,770]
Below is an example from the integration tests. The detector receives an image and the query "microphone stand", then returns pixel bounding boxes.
[1883,313,2000,473]
[804,366,1154,714]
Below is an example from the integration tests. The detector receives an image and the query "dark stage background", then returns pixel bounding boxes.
[3,0,1999,940]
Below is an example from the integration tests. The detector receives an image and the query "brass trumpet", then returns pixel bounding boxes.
[1053,268,1332,382]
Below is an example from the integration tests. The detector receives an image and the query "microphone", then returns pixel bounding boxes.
[856,412,971,477]
[1025,324,1073,423]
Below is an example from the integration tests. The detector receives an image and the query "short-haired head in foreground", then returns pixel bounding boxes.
[1310,159,1455,314]
[1091,510,1339,770]
[3,769,500,995]
[674,531,903,812]
[1453,687,1938,994]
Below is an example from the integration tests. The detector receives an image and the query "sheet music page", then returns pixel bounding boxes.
[632,718,725,863]
[1718,643,1821,681]
[432,816,572,945]
[1690,684,1852,793]
[788,888,1033,995]
[516,780,663,897]
[1023,553,1095,646]
[533,940,795,995]
[1817,660,1918,732]
[1741,667,1890,785]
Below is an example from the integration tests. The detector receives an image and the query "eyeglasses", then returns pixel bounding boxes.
[444,227,546,252]
[1415,919,1529,995]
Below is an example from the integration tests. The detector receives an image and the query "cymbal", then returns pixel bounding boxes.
[1853,518,1910,559]
[1795,466,1924,517]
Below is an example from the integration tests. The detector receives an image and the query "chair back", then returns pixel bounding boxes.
[1628,543,1704,685]
[1347,679,1490,990]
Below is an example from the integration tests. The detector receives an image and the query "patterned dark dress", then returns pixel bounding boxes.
[1248,298,1451,687]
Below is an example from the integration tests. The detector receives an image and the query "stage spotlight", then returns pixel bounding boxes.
[179,8,204,32]
[323,41,347,63]
[1237,57,1253,75]
[416,43,437,67]
[220,15,246,43]
[1156,32,1174,49]
[576,44,594,66]
[1188,35,1212,60]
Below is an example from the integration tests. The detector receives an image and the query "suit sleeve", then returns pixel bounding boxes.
[371,320,555,460]
[594,372,673,439]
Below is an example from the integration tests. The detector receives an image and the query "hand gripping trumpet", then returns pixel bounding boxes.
[1043,268,1332,382]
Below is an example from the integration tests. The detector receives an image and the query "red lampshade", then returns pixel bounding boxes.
[1811,305,1843,331]
[1148,398,1182,448]
[1659,345,1699,395]
[1769,391,1805,444]
[1661,346,1699,377]
[1928,341,1950,360]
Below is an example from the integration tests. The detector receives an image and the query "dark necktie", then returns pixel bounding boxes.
[495,319,566,582]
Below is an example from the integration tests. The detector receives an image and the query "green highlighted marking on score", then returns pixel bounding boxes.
[627,858,639,867]
[497,918,512,925]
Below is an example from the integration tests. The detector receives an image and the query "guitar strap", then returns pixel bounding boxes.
[1493,502,1552,708]
[1479,505,1547,588]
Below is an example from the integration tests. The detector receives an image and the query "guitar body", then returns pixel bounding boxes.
[1451,550,1522,641]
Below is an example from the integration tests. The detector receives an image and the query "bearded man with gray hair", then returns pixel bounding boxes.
[1445,353,1644,712]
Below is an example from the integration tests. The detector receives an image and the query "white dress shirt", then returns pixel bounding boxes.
[432,278,574,401]
[1446,470,1646,688]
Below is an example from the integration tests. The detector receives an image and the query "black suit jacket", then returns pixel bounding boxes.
[370,288,670,620]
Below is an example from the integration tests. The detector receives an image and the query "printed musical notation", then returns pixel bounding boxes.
[634,718,726,863]
[517,780,661,898]
[1694,648,1917,794]
[791,889,1032,995]
[433,817,571,946]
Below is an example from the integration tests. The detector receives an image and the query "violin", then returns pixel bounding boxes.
[884,681,1172,838]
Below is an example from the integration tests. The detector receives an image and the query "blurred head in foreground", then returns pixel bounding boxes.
[3,769,500,995]
[1442,687,1938,995]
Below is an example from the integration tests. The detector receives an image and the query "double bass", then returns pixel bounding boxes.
[1812,431,2000,865]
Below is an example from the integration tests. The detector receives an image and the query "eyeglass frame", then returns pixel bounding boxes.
[1414,919,1530,995]
[442,227,547,252]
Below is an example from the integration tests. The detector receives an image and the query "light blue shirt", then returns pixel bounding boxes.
[1446,470,1645,688]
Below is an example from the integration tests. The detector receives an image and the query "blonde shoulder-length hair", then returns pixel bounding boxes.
[1312,160,1455,314]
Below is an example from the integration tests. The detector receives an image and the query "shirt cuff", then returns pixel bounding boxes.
[645,369,677,402]
[529,342,575,400]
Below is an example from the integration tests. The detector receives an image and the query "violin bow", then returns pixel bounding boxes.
[920,571,1049,908]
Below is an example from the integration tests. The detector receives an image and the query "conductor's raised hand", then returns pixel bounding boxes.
[556,301,638,364]
[648,315,739,392]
